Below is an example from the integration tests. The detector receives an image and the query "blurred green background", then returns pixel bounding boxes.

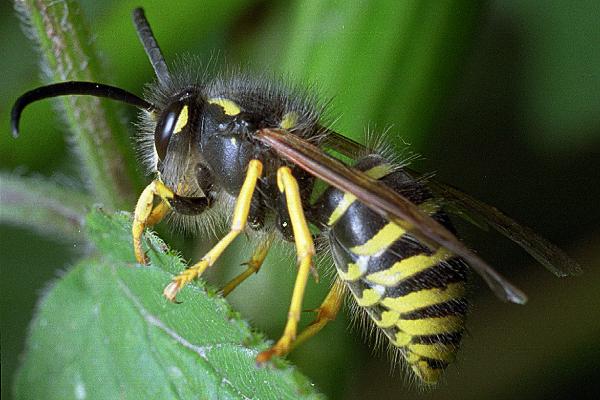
[1,0,599,399]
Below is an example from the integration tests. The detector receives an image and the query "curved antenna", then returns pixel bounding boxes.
[132,8,171,86]
[11,81,154,138]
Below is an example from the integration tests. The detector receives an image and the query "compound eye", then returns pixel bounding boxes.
[154,100,188,160]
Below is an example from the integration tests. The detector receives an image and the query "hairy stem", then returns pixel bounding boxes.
[14,0,139,209]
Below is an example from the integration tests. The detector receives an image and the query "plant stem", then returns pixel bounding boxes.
[15,0,139,209]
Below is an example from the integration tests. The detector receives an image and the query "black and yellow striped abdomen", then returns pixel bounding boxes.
[311,156,469,384]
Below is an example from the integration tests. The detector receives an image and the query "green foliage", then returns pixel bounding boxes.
[9,1,471,398]
[15,209,322,400]
[0,172,91,240]
[13,0,139,208]
[278,0,483,145]
[2,0,598,399]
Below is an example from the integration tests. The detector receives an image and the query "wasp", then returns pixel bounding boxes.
[11,8,581,384]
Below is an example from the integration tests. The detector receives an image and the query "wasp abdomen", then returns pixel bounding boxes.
[312,156,469,383]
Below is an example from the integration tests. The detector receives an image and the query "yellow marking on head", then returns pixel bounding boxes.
[411,362,443,384]
[381,282,465,314]
[365,248,453,286]
[230,137,237,146]
[397,315,464,336]
[350,222,405,256]
[337,262,364,281]
[208,97,241,116]
[173,105,189,134]
[280,112,299,130]
[408,343,457,363]
[355,287,383,307]
[375,310,400,328]
[393,330,412,347]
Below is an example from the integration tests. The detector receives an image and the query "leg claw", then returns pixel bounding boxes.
[256,348,278,365]
[163,280,182,303]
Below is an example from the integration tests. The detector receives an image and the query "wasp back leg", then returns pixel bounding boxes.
[163,159,263,302]
[256,167,315,363]
[220,232,275,297]
[290,279,345,352]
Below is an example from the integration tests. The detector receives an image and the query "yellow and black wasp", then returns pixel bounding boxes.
[11,8,581,384]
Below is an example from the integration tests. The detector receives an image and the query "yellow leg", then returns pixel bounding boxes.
[132,179,174,264]
[256,167,315,363]
[291,279,345,351]
[147,201,170,226]
[163,159,263,302]
[220,233,275,297]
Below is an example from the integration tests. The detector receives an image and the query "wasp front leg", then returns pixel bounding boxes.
[256,166,315,363]
[163,159,263,302]
[132,179,175,264]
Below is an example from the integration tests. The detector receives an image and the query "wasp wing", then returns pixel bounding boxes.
[322,130,582,278]
[321,128,365,158]
[422,179,582,277]
[256,128,527,304]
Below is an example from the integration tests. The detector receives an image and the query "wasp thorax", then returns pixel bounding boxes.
[198,98,258,194]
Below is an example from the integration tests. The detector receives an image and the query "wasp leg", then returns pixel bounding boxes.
[291,279,345,351]
[146,200,170,226]
[220,233,275,297]
[132,179,174,264]
[256,167,315,363]
[163,159,263,302]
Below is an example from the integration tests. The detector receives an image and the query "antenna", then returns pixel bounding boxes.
[11,82,154,138]
[132,8,171,86]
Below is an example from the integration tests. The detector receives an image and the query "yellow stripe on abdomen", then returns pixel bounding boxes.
[337,262,366,282]
[397,315,464,336]
[407,343,457,363]
[350,222,406,256]
[365,247,452,286]
[410,361,445,385]
[375,310,400,328]
[326,164,395,226]
[327,192,357,226]
[381,282,465,314]
[354,287,384,307]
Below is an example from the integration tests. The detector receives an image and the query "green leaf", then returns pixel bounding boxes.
[15,209,322,400]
